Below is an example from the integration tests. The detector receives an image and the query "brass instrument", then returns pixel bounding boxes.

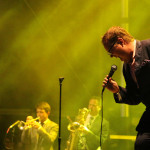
[18,117,40,130]
[66,108,89,150]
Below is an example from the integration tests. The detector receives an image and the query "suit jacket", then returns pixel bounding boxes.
[114,39,150,132]
[85,115,109,150]
[21,119,58,150]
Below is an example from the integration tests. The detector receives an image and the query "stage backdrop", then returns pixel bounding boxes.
[0,0,149,149]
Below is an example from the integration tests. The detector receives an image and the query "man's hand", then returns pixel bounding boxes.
[25,116,41,129]
[102,75,119,93]
[30,121,42,129]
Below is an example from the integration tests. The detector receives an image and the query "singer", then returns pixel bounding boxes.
[102,26,150,150]
[21,101,58,150]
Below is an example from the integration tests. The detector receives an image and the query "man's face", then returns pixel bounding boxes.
[88,99,100,116]
[36,108,49,123]
[107,38,133,63]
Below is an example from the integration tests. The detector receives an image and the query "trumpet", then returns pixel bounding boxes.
[18,117,40,130]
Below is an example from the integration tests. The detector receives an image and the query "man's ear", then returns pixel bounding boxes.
[117,38,125,46]
[47,111,50,116]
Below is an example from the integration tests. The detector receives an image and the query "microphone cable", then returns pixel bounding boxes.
[100,65,117,149]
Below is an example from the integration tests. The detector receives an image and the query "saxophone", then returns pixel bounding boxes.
[66,108,89,150]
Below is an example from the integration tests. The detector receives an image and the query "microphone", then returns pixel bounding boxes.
[102,65,117,93]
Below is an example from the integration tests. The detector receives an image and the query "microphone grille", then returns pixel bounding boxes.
[111,65,117,71]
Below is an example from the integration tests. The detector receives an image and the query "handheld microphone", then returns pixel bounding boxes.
[102,65,117,93]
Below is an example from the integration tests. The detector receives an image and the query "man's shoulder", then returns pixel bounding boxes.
[140,39,150,46]
[47,119,58,127]
[95,115,109,124]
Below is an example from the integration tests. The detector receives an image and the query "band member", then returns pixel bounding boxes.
[102,26,150,150]
[67,97,109,150]
[21,101,58,150]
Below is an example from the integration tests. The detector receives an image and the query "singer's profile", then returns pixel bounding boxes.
[102,26,150,150]
[21,101,58,150]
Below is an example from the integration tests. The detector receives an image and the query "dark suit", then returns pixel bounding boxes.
[114,39,150,149]
[21,119,58,150]
[85,115,109,150]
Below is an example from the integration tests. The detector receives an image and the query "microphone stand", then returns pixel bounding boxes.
[100,88,104,150]
[58,77,64,150]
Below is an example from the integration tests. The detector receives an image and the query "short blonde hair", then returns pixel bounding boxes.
[102,26,134,50]
[36,101,51,113]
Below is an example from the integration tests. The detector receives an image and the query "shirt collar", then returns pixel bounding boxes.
[130,40,136,65]
[132,40,136,59]
[88,114,98,120]
[41,118,49,125]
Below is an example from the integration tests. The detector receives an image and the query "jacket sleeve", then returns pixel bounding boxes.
[113,64,141,105]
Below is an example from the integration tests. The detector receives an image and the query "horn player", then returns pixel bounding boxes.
[21,101,58,150]
[67,97,109,150]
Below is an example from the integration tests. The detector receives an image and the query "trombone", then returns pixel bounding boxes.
[18,117,40,130]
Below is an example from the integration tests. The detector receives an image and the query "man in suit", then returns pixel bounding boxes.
[77,97,109,150]
[21,101,58,150]
[85,97,109,150]
[102,26,150,150]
